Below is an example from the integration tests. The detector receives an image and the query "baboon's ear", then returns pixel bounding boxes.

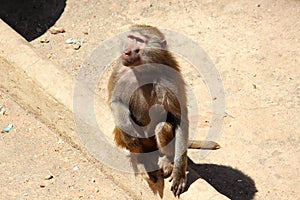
[161,40,167,49]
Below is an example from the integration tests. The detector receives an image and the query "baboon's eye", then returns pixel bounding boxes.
[136,38,145,43]
[128,35,135,41]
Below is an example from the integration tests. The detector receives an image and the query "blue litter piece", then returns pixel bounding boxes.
[4,124,13,132]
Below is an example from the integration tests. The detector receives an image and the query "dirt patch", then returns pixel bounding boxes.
[0,73,129,199]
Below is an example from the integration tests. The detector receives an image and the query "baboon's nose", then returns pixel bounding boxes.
[123,49,131,56]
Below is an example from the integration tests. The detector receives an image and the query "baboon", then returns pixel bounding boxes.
[108,24,219,197]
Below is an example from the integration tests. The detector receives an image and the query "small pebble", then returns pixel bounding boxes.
[73,166,79,171]
[66,38,82,44]
[40,37,49,43]
[0,105,6,115]
[44,175,54,180]
[40,184,46,188]
[65,38,82,50]
[49,27,65,34]
[66,38,74,44]
[57,138,64,144]
[73,43,81,50]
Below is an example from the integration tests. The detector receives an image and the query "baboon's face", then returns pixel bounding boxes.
[122,31,147,66]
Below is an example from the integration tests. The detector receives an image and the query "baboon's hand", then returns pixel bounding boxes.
[169,172,187,197]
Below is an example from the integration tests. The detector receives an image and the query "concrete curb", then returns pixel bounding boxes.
[0,20,228,200]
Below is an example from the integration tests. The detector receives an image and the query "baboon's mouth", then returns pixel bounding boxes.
[122,58,132,66]
[122,56,141,66]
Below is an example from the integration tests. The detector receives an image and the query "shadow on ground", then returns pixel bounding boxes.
[136,154,257,199]
[187,158,258,200]
[0,0,66,41]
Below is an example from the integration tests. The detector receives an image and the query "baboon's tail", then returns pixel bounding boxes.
[188,140,221,150]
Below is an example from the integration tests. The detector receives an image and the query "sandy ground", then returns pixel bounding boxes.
[1,0,299,199]
[0,90,130,199]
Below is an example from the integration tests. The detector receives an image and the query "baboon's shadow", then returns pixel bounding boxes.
[141,156,257,199]
[186,157,257,200]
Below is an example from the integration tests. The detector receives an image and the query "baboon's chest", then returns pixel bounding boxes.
[129,84,160,126]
